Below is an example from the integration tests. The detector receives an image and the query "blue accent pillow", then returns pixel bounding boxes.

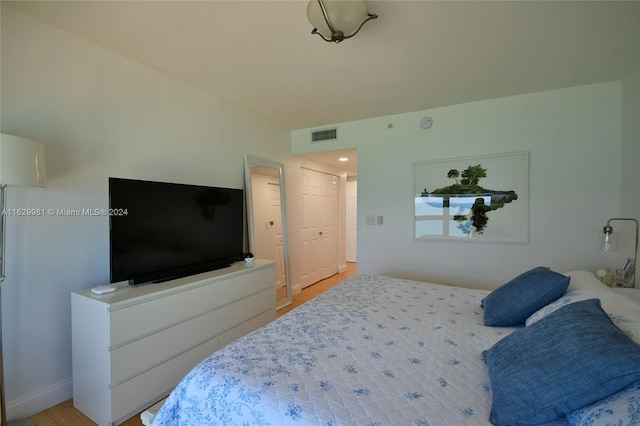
[483,299,640,426]
[482,266,569,326]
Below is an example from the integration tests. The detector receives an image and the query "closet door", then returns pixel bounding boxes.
[346,180,357,263]
[300,168,338,288]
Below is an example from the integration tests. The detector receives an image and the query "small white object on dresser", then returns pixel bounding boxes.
[71,259,276,426]
[90,284,117,295]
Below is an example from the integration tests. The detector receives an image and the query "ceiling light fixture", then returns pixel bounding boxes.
[339,157,349,162]
[307,0,378,43]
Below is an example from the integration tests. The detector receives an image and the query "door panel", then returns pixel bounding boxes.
[268,183,286,288]
[300,168,339,288]
[300,169,318,287]
[346,180,357,262]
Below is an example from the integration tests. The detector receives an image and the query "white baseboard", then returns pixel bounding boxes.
[6,378,72,420]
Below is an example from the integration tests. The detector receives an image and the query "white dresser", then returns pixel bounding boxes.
[71,259,276,426]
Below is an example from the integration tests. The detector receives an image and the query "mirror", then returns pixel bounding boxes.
[244,155,292,309]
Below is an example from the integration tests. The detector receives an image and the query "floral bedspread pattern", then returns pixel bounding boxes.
[152,275,522,425]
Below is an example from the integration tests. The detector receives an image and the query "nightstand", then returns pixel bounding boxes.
[611,287,640,304]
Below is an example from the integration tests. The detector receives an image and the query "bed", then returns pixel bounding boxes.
[151,269,640,426]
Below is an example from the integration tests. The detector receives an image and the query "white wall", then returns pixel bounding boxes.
[0,6,290,419]
[293,82,623,289]
[621,50,640,287]
[622,48,640,217]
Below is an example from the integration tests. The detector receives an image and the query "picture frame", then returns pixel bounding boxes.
[414,151,529,243]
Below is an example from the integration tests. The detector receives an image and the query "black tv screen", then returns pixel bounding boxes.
[109,178,244,284]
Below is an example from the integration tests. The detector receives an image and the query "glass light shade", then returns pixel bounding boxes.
[307,0,372,41]
[599,229,618,253]
[0,134,47,187]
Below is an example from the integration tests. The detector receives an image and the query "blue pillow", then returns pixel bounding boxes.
[482,266,569,326]
[483,299,640,426]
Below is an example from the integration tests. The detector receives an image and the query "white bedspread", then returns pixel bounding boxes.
[152,275,566,425]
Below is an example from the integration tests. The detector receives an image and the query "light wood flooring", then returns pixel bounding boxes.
[27,263,356,426]
[277,262,356,317]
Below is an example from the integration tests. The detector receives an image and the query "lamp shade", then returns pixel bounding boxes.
[307,0,377,42]
[599,226,618,253]
[0,133,47,187]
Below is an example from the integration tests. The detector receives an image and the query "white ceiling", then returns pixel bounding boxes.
[7,0,640,131]
[298,148,358,176]
[4,1,640,174]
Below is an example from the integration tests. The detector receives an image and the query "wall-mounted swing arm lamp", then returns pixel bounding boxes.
[599,217,638,288]
[0,134,47,426]
[307,0,378,43]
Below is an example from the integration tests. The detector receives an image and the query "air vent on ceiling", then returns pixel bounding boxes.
[311,128,338,143]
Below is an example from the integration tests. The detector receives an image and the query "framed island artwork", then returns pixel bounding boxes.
[414,151,529,243]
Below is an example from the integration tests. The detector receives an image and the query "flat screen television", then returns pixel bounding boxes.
[109,177,244,285]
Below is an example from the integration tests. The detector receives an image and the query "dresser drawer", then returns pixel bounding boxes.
[219,308,275,348]
[219,265,275,306]
[110,309,219,386]
[218,287,275,335]
[110,337,219,423]
[110,281,218,346]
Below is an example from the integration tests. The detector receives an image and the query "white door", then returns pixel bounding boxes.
[300,168,339,288]
[317,172,338,280]
[300,168,319,287]
[346,180,357,262]
[268,182,286,289]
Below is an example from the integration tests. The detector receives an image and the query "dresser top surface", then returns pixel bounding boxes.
[73,259,275,304]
